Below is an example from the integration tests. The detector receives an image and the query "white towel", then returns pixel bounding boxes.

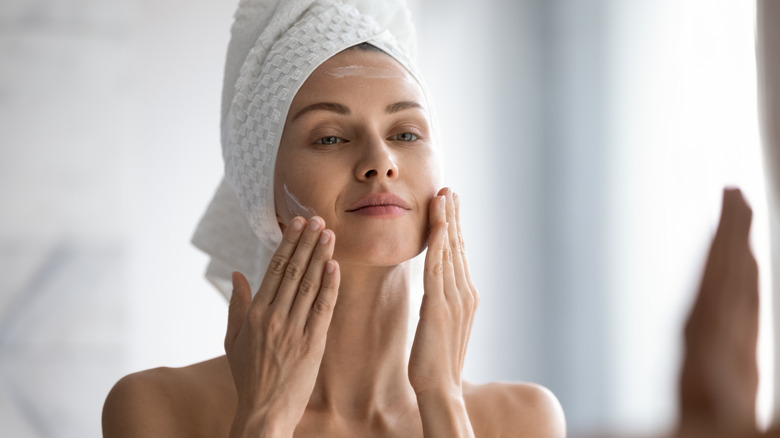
[191,0,423,300]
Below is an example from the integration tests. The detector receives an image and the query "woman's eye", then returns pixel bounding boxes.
[393,132,418,142]
[316,136,343,145]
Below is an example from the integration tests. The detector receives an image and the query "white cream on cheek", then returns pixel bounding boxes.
[283,184,317,219]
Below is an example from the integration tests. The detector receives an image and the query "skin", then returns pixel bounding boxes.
[678,188,759,437]
[102,48,566,437]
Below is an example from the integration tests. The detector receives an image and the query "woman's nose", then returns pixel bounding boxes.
[355,138,399,181]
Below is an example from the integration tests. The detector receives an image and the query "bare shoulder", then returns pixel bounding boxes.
[463,380,566,438]
[102,356,234,438]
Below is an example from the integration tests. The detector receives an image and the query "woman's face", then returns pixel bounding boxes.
[274,47,441,266]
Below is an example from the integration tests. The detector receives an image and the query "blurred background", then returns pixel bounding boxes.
[0,0,774,437]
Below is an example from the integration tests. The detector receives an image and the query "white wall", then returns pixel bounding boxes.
[0,1,232,436]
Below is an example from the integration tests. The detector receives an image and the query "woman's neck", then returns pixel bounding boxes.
[308,261,417,420]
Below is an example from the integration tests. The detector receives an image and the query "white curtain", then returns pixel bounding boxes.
[757,0,780,427]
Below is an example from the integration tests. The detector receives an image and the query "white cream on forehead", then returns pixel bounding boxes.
[326,64,410,80]
[283,184,317,219]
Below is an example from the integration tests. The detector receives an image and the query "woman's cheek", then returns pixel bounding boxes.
[282,183,318,219]
[415,146,443,188]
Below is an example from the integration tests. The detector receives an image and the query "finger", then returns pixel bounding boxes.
[445,191,468,291]
[732,250,760,341]
[272,216,325,311]
[225,271,251,354]
[431,191,447,226]
[740,250,760,314]
[718,187,753,248]
[454,192,477,293]
[712,188,755,309]
[255,216,306,305]
[437,190,459,304]
[441,229,458,302]
[423,196,447,299]
[289,228,335,324]
[443,191,470,367]
[304,260,340,338]
[454,192,478,365]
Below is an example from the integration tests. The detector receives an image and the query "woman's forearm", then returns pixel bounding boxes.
[416,390,476,438]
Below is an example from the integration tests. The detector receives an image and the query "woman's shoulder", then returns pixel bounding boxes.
[102,356,234,438]
[463,380,566,438]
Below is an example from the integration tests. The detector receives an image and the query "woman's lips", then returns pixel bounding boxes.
[350,205,408,217]
[345,192,411,217]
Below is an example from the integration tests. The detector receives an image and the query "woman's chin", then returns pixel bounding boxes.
[334,241,423,268]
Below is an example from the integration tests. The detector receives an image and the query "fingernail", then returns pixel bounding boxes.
[326,260,335,273]
[440,196,446,210]
[291,218,304,231]
[319,230,330,244]
[308,217,322,230]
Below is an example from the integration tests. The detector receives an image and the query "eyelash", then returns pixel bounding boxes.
[391,132,419,142]
[315,136,344,145]
[313,132,421,146]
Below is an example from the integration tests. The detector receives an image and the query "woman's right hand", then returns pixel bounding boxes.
[224,216,340,438]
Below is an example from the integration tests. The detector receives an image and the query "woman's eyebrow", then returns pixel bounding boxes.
[386,101,424,114]
[291,102,350,122]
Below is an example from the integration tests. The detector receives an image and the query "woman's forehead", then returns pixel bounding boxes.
[316,48,409,76]
[292,49,424,108]
[324,64,408,80]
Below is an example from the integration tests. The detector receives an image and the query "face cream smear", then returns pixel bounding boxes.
[326,64,407,80]
[284,184,317,219]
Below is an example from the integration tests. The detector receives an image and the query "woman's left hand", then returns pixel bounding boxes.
[678,188,759,437]
[409,188,478,436]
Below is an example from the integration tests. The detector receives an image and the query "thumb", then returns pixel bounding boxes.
[225,271,251,354]
[717,187,753,247]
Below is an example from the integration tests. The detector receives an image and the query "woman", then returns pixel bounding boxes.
[102,0,565,436]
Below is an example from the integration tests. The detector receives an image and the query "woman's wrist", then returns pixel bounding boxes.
[413,380,464,402]
[229,405,294,438]
[415,389,475,438]
[415,387,466,413]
